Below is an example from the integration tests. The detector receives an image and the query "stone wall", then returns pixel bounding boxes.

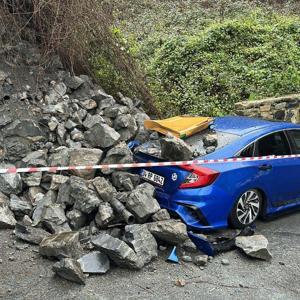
[235,94,300,123]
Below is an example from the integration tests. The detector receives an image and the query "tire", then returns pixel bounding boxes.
[229,189,262,229]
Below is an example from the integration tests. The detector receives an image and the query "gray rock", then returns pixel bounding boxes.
[2,119,47,141]
[92,233,143,269]
[95,202,114,228]
[69,148,103,179]
[52,258,86,285]
[235,235,272,261]
[92,177,116,201]
[70,129,84,142]
[27,187,44,205]
[114,114,138,141]
[48,116,59,131]
[221,258,230,265]
[152,209,170,222]
[70,176,102,214]
[104,105,129,118]
[9,194,32,217]
[147,220,188,245]
[39,231,83,259]
[80,99,97,110]
[182,239,197,253]
[82,114,105,129]
[22,173,42,187]
[48,147,70,166]
[32,190,57,226]
[21,150,47,167]
[44,221,72,234]
[124,224,158,266]
[112,171,140,191]
[0,191,9,205]
[126,183,160,222]
[117,93,134,108]
[95,94,116,111]
[0,113,12,128]
[0,203,16,228]
[21,215,33,226]
[203,133,218,147]
[64,119,78,130]
[78,251,110,274]
[193,255,208,266]
[56,123,67,145]
[14,223,50,245]
[160,135,193,161]
[182,255,192,263]
[4,136,31,162]
[84,123,120,148]
[46,82,67,103]
[50,175,69,191]
[205,146,216,154]
[64,76,84,90]
[66,209,87,230]
[40,203,67,226]
[57,181,73,206]
[0,166,23,196]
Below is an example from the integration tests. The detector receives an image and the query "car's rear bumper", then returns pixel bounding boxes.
[154,185,233,231]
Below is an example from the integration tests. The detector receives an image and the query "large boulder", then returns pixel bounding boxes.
[92,233,143,269]
[48,147,70,167]
[160,134,193,161]
[84,123,120,148]
[124,224,158,266]
[114,114,138,141]
[92,177,116,202]
[235,235,272,261]
[68,148,103,179]
[111,171,140,191]
[52,258,86,285]
[95,202,114,228]
[147,220,188,245]
[0,165,23,196]
[66,209,87,230]
[39,231,83,259]
[14,223,51,245]
[126,183,160,222]
[9,194,32,218]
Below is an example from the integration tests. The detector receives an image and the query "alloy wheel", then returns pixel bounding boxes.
[236,190,260,225]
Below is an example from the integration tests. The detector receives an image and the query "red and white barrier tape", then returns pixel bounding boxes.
[1,154,300,174]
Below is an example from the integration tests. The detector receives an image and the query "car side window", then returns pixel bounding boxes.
[287,130,300,154]
[256,131,291,156]
[239,143,255,157]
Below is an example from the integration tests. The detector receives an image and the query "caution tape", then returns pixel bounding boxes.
[0,154,300,174]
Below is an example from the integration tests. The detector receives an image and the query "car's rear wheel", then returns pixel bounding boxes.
[229,189,262,229]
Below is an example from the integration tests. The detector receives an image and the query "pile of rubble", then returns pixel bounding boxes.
[0,42,272,285]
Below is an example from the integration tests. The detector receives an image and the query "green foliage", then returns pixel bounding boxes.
[150,12,300,116]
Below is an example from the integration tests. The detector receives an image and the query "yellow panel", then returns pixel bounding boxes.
[144,116,213,138]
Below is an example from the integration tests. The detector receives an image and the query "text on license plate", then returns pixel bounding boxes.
[141,170,165,186]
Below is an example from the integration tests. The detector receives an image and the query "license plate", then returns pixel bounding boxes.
[141,170,165,186]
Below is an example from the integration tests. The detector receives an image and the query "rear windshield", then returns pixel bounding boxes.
[184,129,239,156]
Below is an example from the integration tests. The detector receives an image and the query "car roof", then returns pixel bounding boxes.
[212,116,300,136]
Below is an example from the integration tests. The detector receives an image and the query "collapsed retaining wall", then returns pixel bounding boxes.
[235,94,300,123]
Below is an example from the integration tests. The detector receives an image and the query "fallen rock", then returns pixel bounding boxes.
[0,203,16,229]
[124,224,158,266]
[48,147,70,166]
[92,177,116,201]
[111,171,140,191]
[95,202,114,228]
[126,183,160,222]
[92,233,143,269]
[57,180,73,206]
[14,223,50,245]
[78,251,110,274]
[82,114,105,129]
[39,231,83,259]
[52,258,86,285]
[193,255,208,266]
[68,148,103,179]
[182,255,192,263]
[40,203,67,226]
[160,135,193,161]
[64,75,84,90]
[147,220,188,245]
[9,194,32,217]
[66,209,87,230]
[70,176,102,214]
[22,172,42,187]
[203,133,218,148]
[235,235,272,261]
[0,166,23,196]
[221,258,230,265]
[84,123,120,148]
[152,209,170,222]
[49,175,69,190]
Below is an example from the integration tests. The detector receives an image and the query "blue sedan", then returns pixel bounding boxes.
[134,116,300,230]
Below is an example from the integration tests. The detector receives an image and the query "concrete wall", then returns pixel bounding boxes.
[235,94,300,123]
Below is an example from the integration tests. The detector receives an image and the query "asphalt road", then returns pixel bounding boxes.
[0,212,300,300]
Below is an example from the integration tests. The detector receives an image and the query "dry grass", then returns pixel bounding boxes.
[0,0,158,115]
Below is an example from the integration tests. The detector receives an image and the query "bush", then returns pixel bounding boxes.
[150,12,300,116]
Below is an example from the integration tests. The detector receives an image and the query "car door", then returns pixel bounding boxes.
[253,130,299,207]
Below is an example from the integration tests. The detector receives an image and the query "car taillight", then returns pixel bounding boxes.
[179,165,219,189]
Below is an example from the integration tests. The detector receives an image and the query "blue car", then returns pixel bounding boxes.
[134,116,300,230]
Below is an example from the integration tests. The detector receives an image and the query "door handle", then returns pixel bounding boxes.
[259,164,272,171]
